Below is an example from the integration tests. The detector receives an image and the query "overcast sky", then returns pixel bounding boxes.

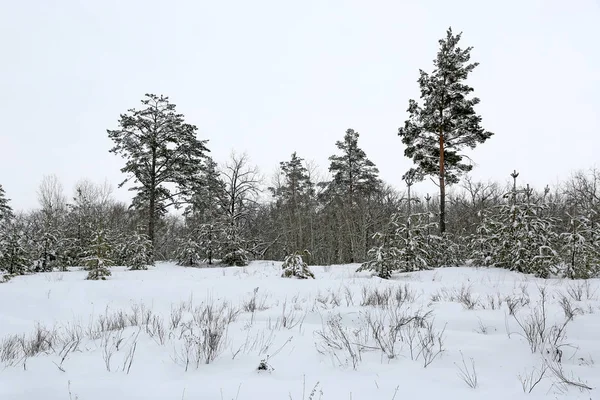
[1,0,599,210]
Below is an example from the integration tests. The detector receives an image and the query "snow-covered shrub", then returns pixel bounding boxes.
[361,247,392,279]
[358,212,438,279]
[468,219,496,267]
[281,250,314,279]
[83,230,112,280]
[222,248,249,267]
[471,190,561,278]
[431,233,464,267]
[30,229,73,272]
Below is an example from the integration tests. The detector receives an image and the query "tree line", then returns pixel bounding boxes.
[1,28,598,280]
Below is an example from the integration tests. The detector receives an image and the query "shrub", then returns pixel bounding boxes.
[282,251,315,279]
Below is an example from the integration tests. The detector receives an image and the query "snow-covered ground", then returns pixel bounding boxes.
[1,262,599,400]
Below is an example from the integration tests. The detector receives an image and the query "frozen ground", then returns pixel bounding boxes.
[0,261,599,400]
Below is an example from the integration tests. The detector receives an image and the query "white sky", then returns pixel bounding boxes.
[1,0,599,210]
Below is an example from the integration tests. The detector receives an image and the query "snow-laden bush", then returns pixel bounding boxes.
[281,251,314,279]
[222,248,249,267]
[470,189,561,278]
[358,212,439,279]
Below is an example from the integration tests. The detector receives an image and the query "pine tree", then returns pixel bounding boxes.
[473,184,561,278]
[0,220,31,275]
[64,181,114,264]
[270,152,316,254]
[107,94,209,252]
[394,213,440,272]
[32,229,61,272]
[358,212,439,278]
[327,129,381,200]
[430,232,463,268]
[122,232,154,270]
[281,250,315,279]
[357,224,401,279]
[468,217,496,267]
[175,236,203,267]
[197,222,225,265]
[221,223,250,266]
[83,230,113,280]
[561,212,600,279]
[322,129,382,263]
[184,157,227,265]
[398,28,493,234]
[0,184,14,223]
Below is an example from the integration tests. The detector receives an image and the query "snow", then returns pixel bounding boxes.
[1,262,599,399]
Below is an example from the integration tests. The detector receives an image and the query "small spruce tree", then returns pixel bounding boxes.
[123,232,153,270]
[472,182,561,278]
[83,230,113,280]
[197,222,225,265]
[561,212,600,279]
[176,236,203,267]
[281,250,315,279]
[357,229,400,279]
[358,212,439,278]
[221,225,249,266]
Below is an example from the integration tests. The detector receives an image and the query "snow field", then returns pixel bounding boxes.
[0,262,599,400]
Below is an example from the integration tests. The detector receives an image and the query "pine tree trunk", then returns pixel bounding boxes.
[439,131,446,235]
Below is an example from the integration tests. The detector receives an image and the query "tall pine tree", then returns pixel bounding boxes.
[398,28,493,234]
[270,152,315,254]
[322,129,382,263]
[107,94,209,253]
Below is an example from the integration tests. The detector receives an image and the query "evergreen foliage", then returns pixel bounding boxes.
[181,157,227,265]
[121,232,154,270]
[175,236,203,267]
[326,129,381,200]
[221,223,249,266]
[0,184,13,223]
[399,28,493,234]
[0,219,32,275]
[320,129,383,263]
[561,212,600,279]
[270,152,316,255]
[471,186,561,278]
[197,222,225,265]
[358,212,439,279]
[222,248,249,267]
[83,230,113,280]
[281,250,315,279]
[356,224,400,279]
[107,94,210,250]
